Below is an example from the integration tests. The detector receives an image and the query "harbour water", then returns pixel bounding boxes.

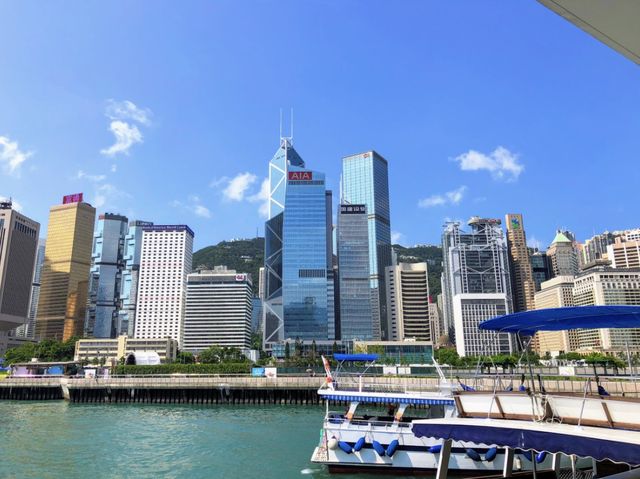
[0,402,405,479]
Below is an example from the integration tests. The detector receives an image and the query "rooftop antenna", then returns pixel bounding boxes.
[290,108,294,142]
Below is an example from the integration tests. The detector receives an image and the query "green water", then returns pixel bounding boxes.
[0,402,400,479]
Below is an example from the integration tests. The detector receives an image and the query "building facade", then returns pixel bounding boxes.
[134,225,193,344]
[607,239,640,269]
[547,231,579,277]
[441,218,514,357]
[36,194,95,340]
[75,336,178,364]
[16,239,46,338]
[341,151,392,339]
[534,276,576,356]
[263,138,332,349]
[505,214,535,311]
[337,203,374,340]
[573,268,640,352]
[0,200,40,332]
[386,262,430,342]
[85,213,128,338]
[183,268,253,352]
[530,249,552,291]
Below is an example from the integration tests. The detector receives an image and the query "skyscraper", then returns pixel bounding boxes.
[263,137,332,349]
[118,220,153,336]
[183,267,253,352]
[0,200,40,332]
[530,248,552,291]
[341,151,392,339]
[386,262,431,342]
[36,193,95,340]
[547,231,579,277]
[134,225,193,344]
[16,239,46,338]
[441,217,514,357]
[534,276,576,356]
[607,239,640,268]
[505,214,535,312]
[337,203,374,340]
[85,213,128,338]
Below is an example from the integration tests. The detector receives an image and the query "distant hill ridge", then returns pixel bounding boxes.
[192,238,443,297]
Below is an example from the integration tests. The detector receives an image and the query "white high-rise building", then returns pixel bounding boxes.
[441,218,515,357]
[385,262,430,341]
[134,225,193,344]
[183,267,253,352]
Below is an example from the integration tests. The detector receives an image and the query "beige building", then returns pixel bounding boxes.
[35,194,96,340]
[75,336,178,364]
[0,200,40,331]
[572,268,640,352]
[547,231,579,277]
[428,302,442,344]
[386,262,430,341]
[505,214,536,312]
[534,276,577,356]
[607,239,640,269]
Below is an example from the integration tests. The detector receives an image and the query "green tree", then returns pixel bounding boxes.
[175,351,195,364]
[310,340,317,361]
[198,346,223,364]
[332,341,338,355]
[284,342,290,360]
[435,348,460,367]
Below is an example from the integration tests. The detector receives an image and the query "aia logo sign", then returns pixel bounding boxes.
[288,171,312,181]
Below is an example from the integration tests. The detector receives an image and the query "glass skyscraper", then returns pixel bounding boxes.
[341,151,392,339]
[337,203,375,340]
[85,213,128,338]
[263,137,332,350]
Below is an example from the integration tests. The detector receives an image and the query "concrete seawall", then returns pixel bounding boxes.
[2,375,639,402]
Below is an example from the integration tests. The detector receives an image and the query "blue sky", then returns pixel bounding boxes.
[1,1,639,250]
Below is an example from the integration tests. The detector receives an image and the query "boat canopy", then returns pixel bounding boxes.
[333,354,378,362]
[479,305,640,336]
[412,417,640,466]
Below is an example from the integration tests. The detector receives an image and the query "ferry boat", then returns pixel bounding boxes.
[413,306,640,478]
[310,353,551,474]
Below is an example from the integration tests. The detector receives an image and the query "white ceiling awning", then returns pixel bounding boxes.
[538,0,640,65]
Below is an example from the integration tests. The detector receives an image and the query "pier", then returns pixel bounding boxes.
[1,374,640,403]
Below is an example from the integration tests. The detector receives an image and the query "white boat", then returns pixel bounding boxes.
[412,306,640,479]
[310,353,551,474]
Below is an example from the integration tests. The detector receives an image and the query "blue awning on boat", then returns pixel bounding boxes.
[412,420,640,465]
[333,354,378,362]
[479,305,640,335]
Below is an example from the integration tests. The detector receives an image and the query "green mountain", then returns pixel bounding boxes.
[192,237,264,288]
[392,244,443,297]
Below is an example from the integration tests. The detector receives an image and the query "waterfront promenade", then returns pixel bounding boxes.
[2,373,640,402]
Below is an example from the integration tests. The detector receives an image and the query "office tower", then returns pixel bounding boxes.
[36,194,95,340]
[428,302,441,344]
[441,218,514,356]
[337,204,374,340]
[547,231,579,277]
[534,276,577,356]
[183,267,253,352]
[341,151,392,339]
[607,239,640,268]
[16,239,45,338]
[263,137,331,349]
[85,213,128,338]
[624,229,640,242]
[118,220,153,336]
[386,262,431,342]
[583,231,618,265]
[0,200,40,332]
[573,268,640,352]
[505,214,536,312]
[530,249,552,291]
[325,190,336,341]
[134,225,193,344]
[258,267,266,300]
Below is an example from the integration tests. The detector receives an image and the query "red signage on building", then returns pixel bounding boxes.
[62,193,83,204]
[288,171,312,181]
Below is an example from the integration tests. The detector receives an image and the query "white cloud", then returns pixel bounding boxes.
[248,178,269,218]
[105,99,152,126]
[391,231,405,244]
[418,186,467,208]
[172,195,211,219]
[101,120,143,157]
[93,183,131,209]
[111,164,117,173]
[453,146,523,181]
[76,170,106,182]
[220,172,257,201]
[0,196,22,211]
[0,136,32,177]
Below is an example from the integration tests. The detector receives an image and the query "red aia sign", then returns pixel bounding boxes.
[62,193,83,204]
[288,171,312,181]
